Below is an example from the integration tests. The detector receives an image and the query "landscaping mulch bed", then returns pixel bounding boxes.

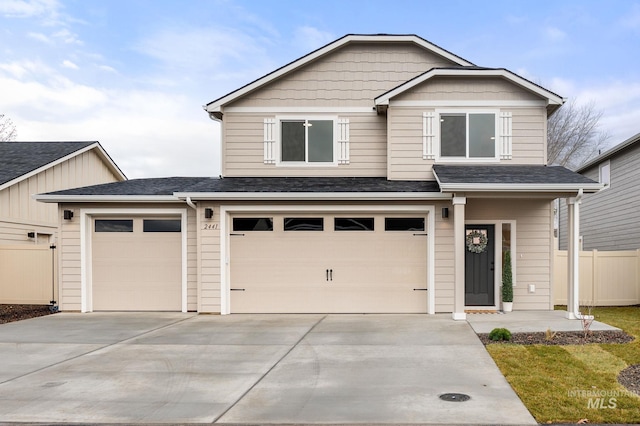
[0,304,55,325]
[618,364,640,396]
[478,330,634,345]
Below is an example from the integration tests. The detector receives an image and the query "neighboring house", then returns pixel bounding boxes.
[559,132,640,251]
[36,34,600,319]
[1,141,126,245]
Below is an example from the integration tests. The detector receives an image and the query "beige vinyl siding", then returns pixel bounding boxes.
[57,203,198,312]
[392,77,542,102]
[222,112,388,177]
[228,42,457,108]
[467,198,554,310]
[434,201,455,312]
[198,202,221,312]
[0,149,121,244]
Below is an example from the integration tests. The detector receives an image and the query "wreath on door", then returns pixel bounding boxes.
[466,230,488,254]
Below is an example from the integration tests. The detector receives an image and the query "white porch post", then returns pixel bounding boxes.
[566,192,582,319]
[452,196,466,320]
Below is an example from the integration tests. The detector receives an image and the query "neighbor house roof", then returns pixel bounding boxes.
[204,34,475,115]
[35,177,444,203]
[374,67,565,116]
[576,132,640,173]
[0,141,126,191]
[432,165,602,193]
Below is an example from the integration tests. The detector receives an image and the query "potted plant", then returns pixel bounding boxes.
[502,249,513,312]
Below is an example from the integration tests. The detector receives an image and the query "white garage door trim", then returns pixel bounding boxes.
[79,208,188,313]
[220,204,435,315]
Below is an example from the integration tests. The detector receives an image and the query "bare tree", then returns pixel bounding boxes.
[0,114,17,141]
[547,99,609,170]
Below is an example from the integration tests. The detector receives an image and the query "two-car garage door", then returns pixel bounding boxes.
[230,213,428,313]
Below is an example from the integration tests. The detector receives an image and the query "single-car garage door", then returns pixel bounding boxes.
[230,213,428,313]
[92,217,182,311]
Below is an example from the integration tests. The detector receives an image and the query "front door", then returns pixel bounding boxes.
[465,224,495,306]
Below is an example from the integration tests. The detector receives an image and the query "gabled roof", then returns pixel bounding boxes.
[432,165,602,193]
[374,67,565,115]
[204,34,475,115]
[35,177,443,203]
[0,141,126,191]
[577,132,640,173]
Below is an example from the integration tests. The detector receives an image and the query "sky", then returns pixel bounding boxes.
[1,0,639,178]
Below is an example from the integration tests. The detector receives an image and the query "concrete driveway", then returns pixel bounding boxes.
[0,313,535,424]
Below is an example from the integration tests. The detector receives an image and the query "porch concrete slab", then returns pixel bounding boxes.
[0,313,536,425]
[467,310,620,334]
[219,314,536,425]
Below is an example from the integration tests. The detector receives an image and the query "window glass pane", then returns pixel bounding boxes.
[440,113,466,157]
[143,219,181,232]
[95,219,133,232]
[469,113,495,157]
[308,120,333,162]
[334,218,374,231]
[284,217,324,231]
[385,218,425,231]
[281,121,305,161]
[233,218,274,231]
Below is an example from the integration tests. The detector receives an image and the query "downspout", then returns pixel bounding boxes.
[570,189,592,320]
[185,196,197,210]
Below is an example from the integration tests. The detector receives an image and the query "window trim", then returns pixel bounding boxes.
[435,109,500,163]
[275,115,339,167]
[599,160,611,189]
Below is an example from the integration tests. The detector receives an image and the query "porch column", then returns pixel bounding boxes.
[566,193,581,319]
[452,196,466,320]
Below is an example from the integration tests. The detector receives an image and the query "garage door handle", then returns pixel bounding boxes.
[330,269,333,281]
[413,233,428,236]
[230,288,245,291]
[413,288,428,291]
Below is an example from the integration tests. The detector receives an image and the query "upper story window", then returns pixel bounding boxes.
[281,119,334,163]
[439,112,497,160]
[263,117,349,166]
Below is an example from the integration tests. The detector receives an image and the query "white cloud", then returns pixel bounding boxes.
[293,26,335,51]
[61,59,78,70]
[27,31,51,43]
[52,28,81,44]
[0,0,59,18]
[543,26,566,41]
[97,64,117,74]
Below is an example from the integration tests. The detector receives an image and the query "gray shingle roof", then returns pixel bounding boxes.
[432,165,599,185]
[0,141,96,186]
[43,177,441,196]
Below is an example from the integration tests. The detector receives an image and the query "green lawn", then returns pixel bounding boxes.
[486,306,640,424]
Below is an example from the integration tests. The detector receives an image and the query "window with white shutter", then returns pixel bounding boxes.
[337,118,350,164]
[263,118,276,164]
[499,112,512,160]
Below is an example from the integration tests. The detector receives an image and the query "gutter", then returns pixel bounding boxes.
[185,196,197,210]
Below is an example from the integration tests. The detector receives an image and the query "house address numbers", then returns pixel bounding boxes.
[202,223,219,230]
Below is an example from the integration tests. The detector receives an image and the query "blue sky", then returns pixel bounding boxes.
[1,0,639,178]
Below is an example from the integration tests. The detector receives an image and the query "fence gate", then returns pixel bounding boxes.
[0,245,56,305]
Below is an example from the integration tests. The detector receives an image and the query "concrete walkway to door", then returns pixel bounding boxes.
[0,313,536,425]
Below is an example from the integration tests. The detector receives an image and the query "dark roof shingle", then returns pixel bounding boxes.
[0,141,96,186]
[43,177,441,197]
[433,165,599,185]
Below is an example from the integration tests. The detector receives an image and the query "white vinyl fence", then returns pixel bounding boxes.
[554,250,640,306]
[0,245,56,305]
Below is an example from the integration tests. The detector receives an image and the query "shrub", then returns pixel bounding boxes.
[489,327,512,341]
[502,250,513,303]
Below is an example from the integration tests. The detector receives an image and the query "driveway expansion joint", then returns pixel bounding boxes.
[211,314,328,424]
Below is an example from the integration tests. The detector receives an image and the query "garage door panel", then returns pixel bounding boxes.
[92,217,181,311]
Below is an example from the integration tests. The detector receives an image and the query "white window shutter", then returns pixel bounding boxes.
[500,112,512,160]
[422,112,435,160]
[263,118,276,164]
[337,118,350,165]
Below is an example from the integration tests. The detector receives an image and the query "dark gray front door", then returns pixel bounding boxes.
[465,224,495,306]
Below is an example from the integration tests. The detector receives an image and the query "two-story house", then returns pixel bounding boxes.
[36,34,600,319]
